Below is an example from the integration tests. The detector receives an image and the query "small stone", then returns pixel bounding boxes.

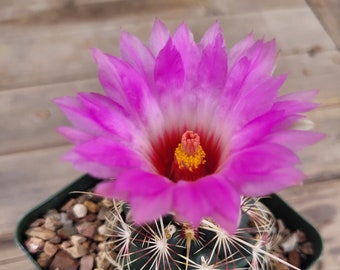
[26,227,56,240]
[300,241,314,255]
[73,203,88,218]
[44,241,59,257]
[61,198,77,212]
[97,207,110,220]
[44,209,60,220]
[57,223,78,239]
[96,251,110,269]
[44,217,62,231]
[49,235,62,244]
[280,232,298,252]
[288,250,301,268]
[30,218,45,227]
[60,240,72,250]
[49,250,79,270]
[80,254,95,270]
[101,198,113,208]
[97,224,107,236]
[77,222,97,239]
[65,244,89,259]
[93,234,106,242]
[37,252,52,268]
[84,200,99,213]
[64,235,89,259]
[80,213,97,222]
[25,237,45,253]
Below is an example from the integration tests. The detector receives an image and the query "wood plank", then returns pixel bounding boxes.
[307,0,340,50]
[0,79,101,155]
[0,146,82,237]
[279,179,340,270]
[0,6,335,91]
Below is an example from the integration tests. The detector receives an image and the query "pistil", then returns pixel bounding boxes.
[170,131,206,182]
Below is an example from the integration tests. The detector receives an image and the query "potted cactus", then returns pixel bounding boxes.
[17,19,323,269]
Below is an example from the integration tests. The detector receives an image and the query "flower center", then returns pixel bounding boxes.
[170,131,206,182]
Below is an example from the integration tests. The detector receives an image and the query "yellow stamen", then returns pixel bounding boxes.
[174,143,206,171]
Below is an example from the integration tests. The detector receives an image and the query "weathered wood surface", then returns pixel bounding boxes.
[0,0,339,269]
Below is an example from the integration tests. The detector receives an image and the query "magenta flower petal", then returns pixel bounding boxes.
[56,19,322,233]
[173,175,240,234]
[155,39,185,91]
[198,27,227,90]
[113,170,174,223]
[149,18,171,56]
[226,143,301,195]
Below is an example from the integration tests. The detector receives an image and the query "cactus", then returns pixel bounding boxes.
[102,197,291,270]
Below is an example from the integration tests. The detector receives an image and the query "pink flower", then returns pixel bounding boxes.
[55,19,323,234]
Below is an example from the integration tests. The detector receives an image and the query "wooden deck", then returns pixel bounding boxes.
[1,1,339,269]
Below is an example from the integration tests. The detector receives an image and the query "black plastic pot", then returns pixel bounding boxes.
[16,174,322,270]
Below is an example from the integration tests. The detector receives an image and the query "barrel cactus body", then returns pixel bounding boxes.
[104,197,276,270]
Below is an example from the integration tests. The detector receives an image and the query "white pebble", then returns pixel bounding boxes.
[72,203,88,218]
[97,224,107,235]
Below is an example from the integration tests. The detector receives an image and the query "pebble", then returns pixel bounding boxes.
[49,250,79,270]
[44,241,58,257]
[25,237,45,253]
[25,192,112,269]
[73,203,88,218]
[80,254,95,270]
[26,227,56,240]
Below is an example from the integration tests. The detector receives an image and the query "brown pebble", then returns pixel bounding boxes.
[37,252,52,268]
[80,213,97,222]
[84,200,99,213]
[101,198,113,208]
[44,209,60,220]
[49,235,62,244]
[30,218,45,228]
[44,241,58,257]
[288,250,301,268]
[300,241,314,255]
[97,207,110,221]
[80,254,95,270]
[49,250,79,270]
[57,223,78,239]
[25,237,45,253]
[26,227,56,240]
[77,222,97,239]
[61,198,77,212]
[44,217,63,231]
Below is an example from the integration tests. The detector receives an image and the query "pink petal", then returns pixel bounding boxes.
[55,96,109,136]
[149,18,171,56]
[228,33,255,67]
[197,28,228,91]
[72,138,147,175]
[77,92,138,141]
[173,23,200,82]
[173,175,241,234]
[114,170,174,223]
[199,21,226,49]
[231,75,287,127]
[92,48,164,132]
[63,152,119,179]
[231,111,286,150]
[120,31,155,84]
[230,167,304,196]
[154,39,185,92]
[267,130,325,151]
[57,126,94,145]
[226,143,302,195]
